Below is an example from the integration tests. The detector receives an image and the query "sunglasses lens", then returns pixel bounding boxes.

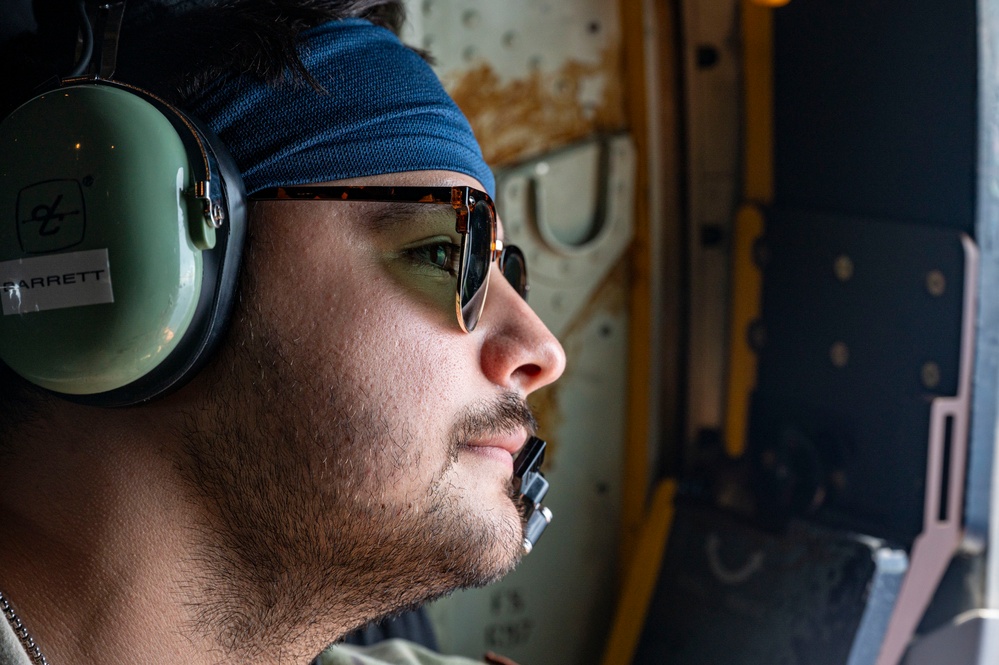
[501,246,528,301]
[459,199,494,331]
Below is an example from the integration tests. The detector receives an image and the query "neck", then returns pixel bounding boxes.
[0,402,222,665]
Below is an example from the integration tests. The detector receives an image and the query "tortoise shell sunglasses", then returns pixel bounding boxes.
[250,186,528,332]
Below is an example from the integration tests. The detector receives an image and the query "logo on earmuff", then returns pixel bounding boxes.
[16,179,87,254]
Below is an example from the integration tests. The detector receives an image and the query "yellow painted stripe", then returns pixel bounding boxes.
[723,1,775,458]
[619,0,653,567]
[724,205,765,458]
[601,479,678,665]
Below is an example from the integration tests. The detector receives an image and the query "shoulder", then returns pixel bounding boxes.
[317,639,486,665]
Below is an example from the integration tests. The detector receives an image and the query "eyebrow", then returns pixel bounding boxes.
[364,202,456,234]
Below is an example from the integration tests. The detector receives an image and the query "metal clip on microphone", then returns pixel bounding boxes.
[513,436,553,554]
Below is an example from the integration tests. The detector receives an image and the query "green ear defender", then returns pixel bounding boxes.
[0,80,246,406]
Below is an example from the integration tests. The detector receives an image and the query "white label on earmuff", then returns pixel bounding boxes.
[0,248,114,315]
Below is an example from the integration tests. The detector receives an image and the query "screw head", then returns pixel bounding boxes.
[834,255,854,282]
[926,270,946,296]
[921,362,941,389]
[830,342,849,368]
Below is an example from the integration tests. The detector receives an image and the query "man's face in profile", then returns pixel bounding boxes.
[174,168,565,642]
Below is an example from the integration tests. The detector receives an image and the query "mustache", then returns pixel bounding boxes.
[449,392,538,449]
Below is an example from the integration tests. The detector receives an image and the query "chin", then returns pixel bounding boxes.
[456,535,524,591]
[473,496,528,580]
[439,490,525,586]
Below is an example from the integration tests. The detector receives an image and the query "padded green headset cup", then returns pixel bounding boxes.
[0,85,210,395]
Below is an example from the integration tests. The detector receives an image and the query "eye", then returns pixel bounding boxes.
[406,241,461,275]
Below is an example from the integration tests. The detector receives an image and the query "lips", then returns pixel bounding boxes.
[466,433,526,456]
[463,433,527,472]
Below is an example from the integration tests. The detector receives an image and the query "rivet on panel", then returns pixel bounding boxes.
[535,162,550,176]
[462,9,480,28]
[502,30,518,48]
[463,46,477,62]
[696,45,720,69]
[830,342,849,368]
[421,0,433,15]
[921,362,941,389]
[834,255,853,282]
[701,225,725,248]
[926,270,946,296]
[552,294,564,311]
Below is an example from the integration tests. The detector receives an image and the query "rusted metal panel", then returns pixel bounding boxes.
[404,0,627,166]
[445,57,626,167]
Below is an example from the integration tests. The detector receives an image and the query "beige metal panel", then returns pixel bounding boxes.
[497,135,635,338]
[404,0,626,167]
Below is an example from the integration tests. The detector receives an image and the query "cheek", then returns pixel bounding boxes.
[342,296,471,422]
[252,216,477,432]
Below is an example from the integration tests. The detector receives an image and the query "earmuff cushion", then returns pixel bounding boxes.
[67,105,247,407]
[0,82,246,407]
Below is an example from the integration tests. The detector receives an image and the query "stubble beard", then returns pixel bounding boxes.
[173,302,535,659]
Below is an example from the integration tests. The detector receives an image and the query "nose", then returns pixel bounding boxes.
[477,263,567,395]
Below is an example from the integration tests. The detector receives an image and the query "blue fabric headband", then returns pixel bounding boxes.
[188,18,495,197]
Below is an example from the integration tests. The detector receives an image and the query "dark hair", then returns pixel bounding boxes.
[0,0,408,440]
[116,0,408,103]
[1,0,407,115]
